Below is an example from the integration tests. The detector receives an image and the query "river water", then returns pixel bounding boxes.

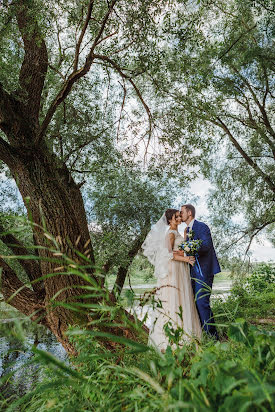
[125,275,232,329]
[0,275,232,399]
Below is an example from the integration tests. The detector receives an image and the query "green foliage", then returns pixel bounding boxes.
[128,254,154,282]
[0,214,35,284]
[87,152,183,272]
[189,321,275,411]
[1,0,275,408]
[0,0,194,283]
[1,250,274,411]
[213,263,275,326]
[147,0,275,254]
[248,263,275,293]
[106,253,155,288]
[2,320,275,412]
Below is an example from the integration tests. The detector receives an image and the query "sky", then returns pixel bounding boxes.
[184,176,275,263]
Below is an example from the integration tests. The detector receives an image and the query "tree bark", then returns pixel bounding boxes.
[0,0,148,355]
[7,143,96,342]
[0,258,46,325]
[0,224,45,297]
[0,141,147,354]
[16,0,48,126]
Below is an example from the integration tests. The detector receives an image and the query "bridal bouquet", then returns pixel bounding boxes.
[178,230,202,256]
[178,230,204,278]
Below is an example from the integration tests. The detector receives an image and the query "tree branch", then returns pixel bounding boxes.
[73,0,95,71]
[0,83,20,147]
[0,224,45,297]
[112,225,150,297]
[244,222,272,255]
[254,0,275,14]
[117,79,127,141]
[262,64,269,109]
[49,64,66,80]
[231,65,275,141]
[217,24,256,62]
[223,220,274,254]
[88,0,118,54]
[64,120,119,163]
[224,107,275,158]
[94,54,153,138]
[237,93,275,158]
[95,30,118,46]
[215,117,275,193]
[0,136,17,168]
[38,0,118,142]
[16,0,48,124]
[0,257,47,325]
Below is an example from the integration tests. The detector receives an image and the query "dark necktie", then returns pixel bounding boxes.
[187,226,190,234]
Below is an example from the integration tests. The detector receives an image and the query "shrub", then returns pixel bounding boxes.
[248,263,275,293]
[212,263,275,331]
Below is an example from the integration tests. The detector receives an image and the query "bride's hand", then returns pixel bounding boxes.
[187,256,195,266]
[174,250,184,256]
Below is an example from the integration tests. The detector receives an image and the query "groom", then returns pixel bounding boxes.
[179,204,221,339]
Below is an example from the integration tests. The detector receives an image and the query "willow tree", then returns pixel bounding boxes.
[148,0,275,254]
[0,0,181,353]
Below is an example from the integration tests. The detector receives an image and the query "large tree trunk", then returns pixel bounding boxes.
[1,141,147,354]
[0,0,148,355]
[2,143,93,353]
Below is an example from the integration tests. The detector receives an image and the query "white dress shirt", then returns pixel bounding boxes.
[187,218,195,231]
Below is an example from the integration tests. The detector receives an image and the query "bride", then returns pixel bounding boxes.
[142,208,202,351]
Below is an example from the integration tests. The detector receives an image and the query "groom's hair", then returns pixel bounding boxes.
[182,204,196,217]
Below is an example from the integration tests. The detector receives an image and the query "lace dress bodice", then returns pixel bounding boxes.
[168,230,184,252]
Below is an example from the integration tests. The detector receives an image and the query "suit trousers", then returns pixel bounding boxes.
[191,272,219,339]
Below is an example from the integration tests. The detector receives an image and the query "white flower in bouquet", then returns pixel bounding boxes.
[178,238,203,255]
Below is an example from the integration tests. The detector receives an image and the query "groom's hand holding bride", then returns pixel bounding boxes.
[186,255,195,266]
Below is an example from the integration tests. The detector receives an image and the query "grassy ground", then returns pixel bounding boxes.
[2,301,274,412]
[1,264,274,411]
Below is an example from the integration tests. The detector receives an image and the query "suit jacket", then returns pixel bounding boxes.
[191,220,221,278]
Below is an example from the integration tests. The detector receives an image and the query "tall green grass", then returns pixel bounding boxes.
[1,318,274,411]
[0,222,275,411]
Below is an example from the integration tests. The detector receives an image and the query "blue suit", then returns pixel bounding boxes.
[190,220,221,339]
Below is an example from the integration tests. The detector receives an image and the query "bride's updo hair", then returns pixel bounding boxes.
[165,208,179,224]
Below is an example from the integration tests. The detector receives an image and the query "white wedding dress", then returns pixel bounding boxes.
[148,229,202,351]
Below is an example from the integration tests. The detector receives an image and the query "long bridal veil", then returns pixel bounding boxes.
[142,213,173,279]
[142,213,202,350]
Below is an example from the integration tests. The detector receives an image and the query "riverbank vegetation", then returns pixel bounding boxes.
[1,262,274,411]
[4,321,275,412]
[213,263,275,331]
